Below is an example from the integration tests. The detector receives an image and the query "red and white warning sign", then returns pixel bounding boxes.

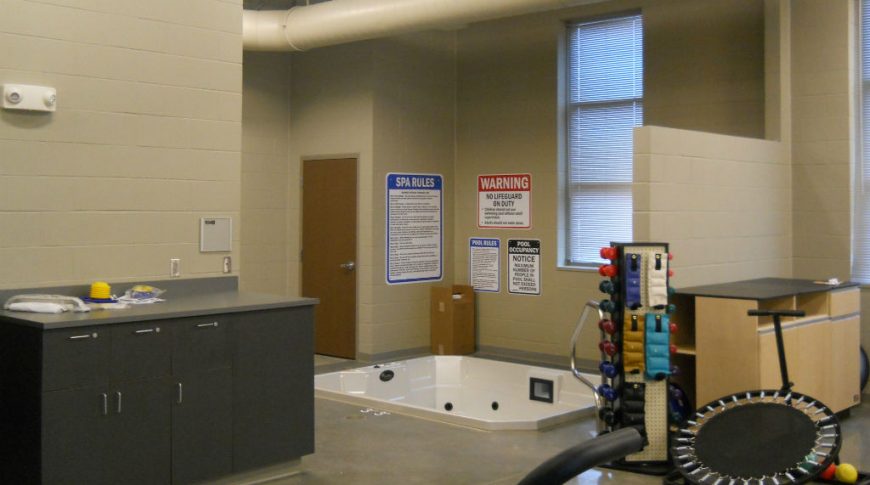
[477,173,532,229]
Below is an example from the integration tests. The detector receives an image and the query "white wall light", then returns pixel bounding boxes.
[2,84,57,112]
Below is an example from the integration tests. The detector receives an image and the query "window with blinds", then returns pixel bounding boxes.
[565,14,643,266]
[856,1,870,283]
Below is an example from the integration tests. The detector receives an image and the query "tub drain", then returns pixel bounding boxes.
[444,402,453,411]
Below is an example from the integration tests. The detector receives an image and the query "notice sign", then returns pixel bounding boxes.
[508,239,540,295]
[478,173,532,229]
[386,173,443,284]
[469,238,500,293]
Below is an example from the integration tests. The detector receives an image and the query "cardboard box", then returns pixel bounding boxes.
[430,285,475,355]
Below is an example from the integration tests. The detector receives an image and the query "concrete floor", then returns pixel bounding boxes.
[267,356,870,484]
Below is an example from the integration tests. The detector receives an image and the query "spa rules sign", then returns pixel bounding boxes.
[478,173,531,229]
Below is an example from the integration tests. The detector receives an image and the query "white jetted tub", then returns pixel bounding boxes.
[314,355,599,430]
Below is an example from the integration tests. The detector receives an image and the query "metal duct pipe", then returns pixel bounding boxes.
[243,0,603,51]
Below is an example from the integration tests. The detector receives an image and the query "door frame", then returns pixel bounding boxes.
[300,154,360,359]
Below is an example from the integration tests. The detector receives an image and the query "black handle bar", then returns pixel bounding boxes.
[747,309,805,318]
[517,427,644,485]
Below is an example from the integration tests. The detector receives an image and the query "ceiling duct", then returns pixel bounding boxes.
[243,0,604,51]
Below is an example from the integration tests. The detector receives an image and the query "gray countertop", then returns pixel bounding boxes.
[676,277,860,300]
[0,278,318,330]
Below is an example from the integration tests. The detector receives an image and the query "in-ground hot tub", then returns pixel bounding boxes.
[314,355,598,431]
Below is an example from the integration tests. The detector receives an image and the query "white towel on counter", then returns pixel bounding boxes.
[7,302,68,313]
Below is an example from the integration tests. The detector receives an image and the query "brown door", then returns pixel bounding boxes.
[302,158,357,358]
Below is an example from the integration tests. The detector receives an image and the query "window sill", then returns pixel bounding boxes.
[557,263,601,272]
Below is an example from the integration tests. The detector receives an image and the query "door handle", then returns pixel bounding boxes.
[339,261,356,271]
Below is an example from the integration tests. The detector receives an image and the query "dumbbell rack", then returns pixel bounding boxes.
[596,242,675,474]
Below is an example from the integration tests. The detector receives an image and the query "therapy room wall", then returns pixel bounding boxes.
[241,52,292,295]
[454,0,767,362]
[287,32,456,359]
[0,0,243,289]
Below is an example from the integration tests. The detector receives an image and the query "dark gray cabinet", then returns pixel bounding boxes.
[0,305,314,485]
[233,307,314,472]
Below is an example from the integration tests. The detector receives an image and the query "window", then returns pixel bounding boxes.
[564,14,643,266]
[857,1,870,282]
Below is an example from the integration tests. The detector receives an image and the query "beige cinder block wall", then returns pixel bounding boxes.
[367,32,456,357]
[455,0,766,361]
[241,52,291,295]
[288,33,456,359]
[785,0,870,379]
[634,126,789,288]
[0,1,243,289]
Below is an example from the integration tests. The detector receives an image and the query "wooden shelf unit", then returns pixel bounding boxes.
[672,280,861,413]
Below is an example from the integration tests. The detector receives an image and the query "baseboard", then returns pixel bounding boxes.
[355,346,431,364]
[474,345,599,373]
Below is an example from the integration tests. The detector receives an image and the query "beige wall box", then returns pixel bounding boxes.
[200,217,232,252]
[2,84,56,112]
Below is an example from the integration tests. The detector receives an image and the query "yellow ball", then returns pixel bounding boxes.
[835,463,859,484]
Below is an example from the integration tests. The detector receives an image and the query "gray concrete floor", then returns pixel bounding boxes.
[269,356,870,484]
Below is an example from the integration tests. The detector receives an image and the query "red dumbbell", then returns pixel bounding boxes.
[598,319,616,335]
[668,269,675,278]
[599,265,618,277]
[598,340,617,356]
[668,253,674,261]
[669,344,678,355]
[600,247,618,260]
[669,322,678,334]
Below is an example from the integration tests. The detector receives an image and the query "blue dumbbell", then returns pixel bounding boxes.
[598,280,615,295]
[600,300,616,314]
[597,384,618,402]
[599,361,618,379]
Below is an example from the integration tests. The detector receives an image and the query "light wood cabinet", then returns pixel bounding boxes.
[672,279,861,413]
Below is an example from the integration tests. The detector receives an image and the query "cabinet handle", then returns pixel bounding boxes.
[133,327,159,335]
[196,322,219,328]
[177,383,183,404]
[101,393,108,416]
[116,391,122,414]
[69,333,97,340]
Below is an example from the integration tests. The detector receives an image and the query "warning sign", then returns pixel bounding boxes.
[478,173,531,229]
[469,238,500,293]
[508,239,540,295]
[386,173,443,285]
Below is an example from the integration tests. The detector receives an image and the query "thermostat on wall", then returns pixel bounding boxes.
[200,217,232,252]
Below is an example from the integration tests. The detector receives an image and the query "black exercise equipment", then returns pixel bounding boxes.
[517,427,645,485]
[861,346,869,393]
[667,309,842,484]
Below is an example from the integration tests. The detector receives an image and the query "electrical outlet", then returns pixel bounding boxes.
[223,256,232,274]
[170,258,180,278]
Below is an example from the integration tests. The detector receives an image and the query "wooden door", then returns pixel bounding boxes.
[302,158,357,358]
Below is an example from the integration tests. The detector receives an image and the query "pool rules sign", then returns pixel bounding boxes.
[478,173,531,229]
[508,239,540,295]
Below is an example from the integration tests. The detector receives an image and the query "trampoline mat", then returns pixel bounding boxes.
[694,403,817,478]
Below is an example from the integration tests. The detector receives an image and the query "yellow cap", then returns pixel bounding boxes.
[90,281,111,300]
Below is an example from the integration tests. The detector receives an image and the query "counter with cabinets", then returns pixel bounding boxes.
[0,279,317,485]
[671,278,861,413]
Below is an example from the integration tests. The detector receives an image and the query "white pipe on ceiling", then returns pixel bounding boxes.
[243,0,604,52]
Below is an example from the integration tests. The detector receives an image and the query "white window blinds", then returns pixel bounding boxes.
[856,1,870,282]
[565,14,643,266]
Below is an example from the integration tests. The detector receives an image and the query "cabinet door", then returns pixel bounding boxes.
[233,307,314,472]
[172,315,231,374]
[104,378,172,485]
[42,386,111,485]
[172,368,233,484]
[42,326,110,392]
[829,316,861,412]
[110,322,172,383]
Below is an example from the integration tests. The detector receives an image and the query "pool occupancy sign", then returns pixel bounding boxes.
[478,173,531,229]
[508,239,540,295]
[386,173,443,285]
